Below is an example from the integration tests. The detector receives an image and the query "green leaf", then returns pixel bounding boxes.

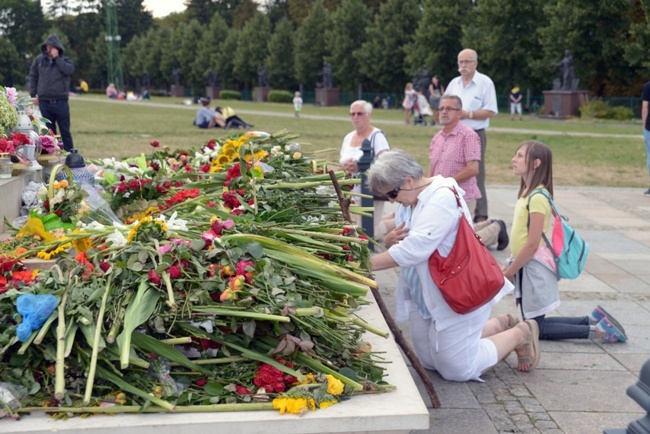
[242,320,256,339]
[245,242,264,259]
[204,382,225,396]
[116,280,160,369]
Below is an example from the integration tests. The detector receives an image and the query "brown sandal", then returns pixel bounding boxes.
[497,314,520,332]
[515,320,540,371]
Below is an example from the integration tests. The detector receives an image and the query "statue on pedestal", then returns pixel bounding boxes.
[172,68,181,87]
[554,50,576,91]
[257,64,269,87]
[207,69,218,88]
[321,63,333,89]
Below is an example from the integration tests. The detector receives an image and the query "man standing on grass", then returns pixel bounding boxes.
[29,34,75,152]
[446,48,498,222]
[427,94,508,250]
[641,80,650,195]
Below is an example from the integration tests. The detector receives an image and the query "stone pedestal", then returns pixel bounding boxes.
[170,85,185,98]
[316,88,340,107]
[254,86,271,102]
[542,90,590,118]
[205,86,220,100]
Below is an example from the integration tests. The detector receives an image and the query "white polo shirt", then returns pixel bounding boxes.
[446,70,498,130]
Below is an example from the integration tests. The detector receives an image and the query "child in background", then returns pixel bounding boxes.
[293,91,303,118]
[503,140,626,354]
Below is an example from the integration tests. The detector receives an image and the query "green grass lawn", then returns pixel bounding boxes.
[68,95,646,188]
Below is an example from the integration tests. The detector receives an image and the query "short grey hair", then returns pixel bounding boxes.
[350,100,373,114]
[366,150,423,195]
[440,94,462,109]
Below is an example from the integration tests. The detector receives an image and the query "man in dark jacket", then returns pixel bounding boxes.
[29,34,75,151]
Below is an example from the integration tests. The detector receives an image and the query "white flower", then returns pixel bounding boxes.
[66,189,75,199]
[50,189,65,206]
[160,211,188,231]
[81,221,105,230]
[37,186,48,200]
[106,229,127,247]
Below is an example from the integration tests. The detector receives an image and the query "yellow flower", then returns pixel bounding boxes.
[325,375,344,396]
[299,373,317,385]
[115,392,127,405]
[292,152,302,159]
[37,242,72,260]
[272,397,316,415]
[216,154,231,165]
[209,165,223,173]
[53,180,68,189]
[318,399,338,409]
[71,230,92,252]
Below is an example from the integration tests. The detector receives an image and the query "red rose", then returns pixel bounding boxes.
[200,164,211,173]
[148,269,161,285]
[168,263,182,279]
[43,200,50,210]
[206,201,215,208]
[99,262,111,272]
[235,385,252,395]
[116,182,127,193]
[195,378,207,387]
[150,140,160,148]
[55,210,63,217]
[128,179,141,190]
[206,140,216,150]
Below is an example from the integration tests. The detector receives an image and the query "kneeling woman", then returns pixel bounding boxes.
[368,150,540,381]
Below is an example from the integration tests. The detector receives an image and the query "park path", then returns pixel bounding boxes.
[73,96,641,140]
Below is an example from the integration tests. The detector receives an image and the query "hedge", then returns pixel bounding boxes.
[267,90,294,103]
[220,90,242,100]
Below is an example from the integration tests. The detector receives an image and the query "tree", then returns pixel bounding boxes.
[405,0,470,89]
[623,0,650,94]
[216,30,240,89]
[0,0,47,74]
[264,0,291,27]
[357,0,420,93]
[537,0,633,96]
[0,36,23,86]
[186,0,242,27]
[460,0,545,94]
[233,12,271,88]
[265,17,296,90]
[231,0,259,29]
[293,0,331,88]
[194,13,230,89]
[178,19,205,90]
[326,0,370,92]
[287,0,340,25]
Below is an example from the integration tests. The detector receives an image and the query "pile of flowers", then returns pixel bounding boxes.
[0,131,386,420]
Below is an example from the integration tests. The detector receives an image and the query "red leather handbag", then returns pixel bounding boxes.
[428,187,504,314]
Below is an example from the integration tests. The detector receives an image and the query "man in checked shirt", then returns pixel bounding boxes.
[427,94,508,251]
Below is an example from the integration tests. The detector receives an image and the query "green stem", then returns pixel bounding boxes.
[350,316,389,339]
[106,290,132,344]
[170,356,247,366]
[192,307,290,322]
[162,271,176,308]
[84,275,112,405]
[55,290,68,402]
[159,337,193,345]
[18,403,274,414]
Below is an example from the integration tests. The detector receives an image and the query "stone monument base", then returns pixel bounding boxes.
[205,86,220,100]
[170,85,185,98]
[542,90,589,119]
[316,88,340,107]
[254,86,271,102]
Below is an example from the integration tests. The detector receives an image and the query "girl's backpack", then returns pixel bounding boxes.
[527,189,589,279]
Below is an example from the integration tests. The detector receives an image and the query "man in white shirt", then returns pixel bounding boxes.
[446,49,498,223]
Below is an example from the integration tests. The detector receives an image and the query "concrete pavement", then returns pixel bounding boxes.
[372,185,650,433]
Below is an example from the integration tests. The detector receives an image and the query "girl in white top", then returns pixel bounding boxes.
[369,150,541,380]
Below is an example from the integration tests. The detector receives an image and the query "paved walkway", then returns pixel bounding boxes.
[373,185,650,434]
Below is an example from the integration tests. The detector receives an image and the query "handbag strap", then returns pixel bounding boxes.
[526,189,560,279]
[438,185,464,214]
[368,130,388,159]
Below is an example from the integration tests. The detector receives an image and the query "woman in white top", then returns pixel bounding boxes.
[339,100,391,237]
[368,150,541,381]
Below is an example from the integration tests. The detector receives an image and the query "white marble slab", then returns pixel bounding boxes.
[3,292,430,434]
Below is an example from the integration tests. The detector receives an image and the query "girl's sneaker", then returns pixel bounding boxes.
[590,305,626,336]
[596,318,627,343]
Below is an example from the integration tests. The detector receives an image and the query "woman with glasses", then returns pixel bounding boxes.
[339,100,392,237]
[368,150,540,381]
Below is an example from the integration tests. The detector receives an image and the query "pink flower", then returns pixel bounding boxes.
[40,135,60,154]
[5,87,17,105]
[236,260,254,276]
[158,244,173,255]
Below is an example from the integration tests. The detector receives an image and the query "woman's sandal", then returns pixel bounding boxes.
[514,320,541,371]
[497,314,520,332]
